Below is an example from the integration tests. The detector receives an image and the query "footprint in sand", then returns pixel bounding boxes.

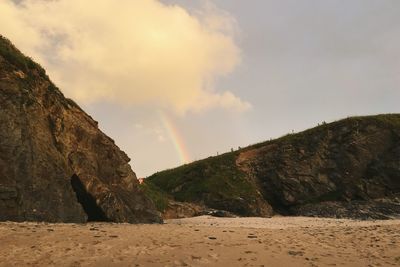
[288,250,304,256]
[208,253,219,261]
[189,255,210,264]
[173,259,189,266]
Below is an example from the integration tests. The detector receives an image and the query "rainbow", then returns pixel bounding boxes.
[159,112,191,164]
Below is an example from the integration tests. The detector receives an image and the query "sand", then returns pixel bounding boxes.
[0,216,399,267]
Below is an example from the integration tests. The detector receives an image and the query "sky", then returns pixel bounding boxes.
[1,0,399,177]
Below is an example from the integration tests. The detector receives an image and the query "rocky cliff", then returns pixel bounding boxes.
[147,115,400,219]
[0,36,161,223]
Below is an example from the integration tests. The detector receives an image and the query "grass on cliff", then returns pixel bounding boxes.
[0,35,84,111]
[245,114,400,151]
[146,114,400,211]
[372,114,400,129]
[139,181,170,212]
[147,152,258,210]
[0,36,44,74]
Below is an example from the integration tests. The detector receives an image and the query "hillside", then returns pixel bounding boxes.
[0,35,161,223]
[147,114,400,219]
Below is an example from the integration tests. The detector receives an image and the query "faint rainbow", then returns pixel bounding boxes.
[159,112,191,164]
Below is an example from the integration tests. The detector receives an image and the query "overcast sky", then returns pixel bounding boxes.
[1,0,399,177]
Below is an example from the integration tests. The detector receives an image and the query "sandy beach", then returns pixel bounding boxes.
[0,216,399,267]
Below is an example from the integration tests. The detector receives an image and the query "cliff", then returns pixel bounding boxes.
[147,115,400,219]
[0,36,161,223]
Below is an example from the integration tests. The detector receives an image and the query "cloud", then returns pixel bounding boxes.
[0,0,250,114]
[194,91,252,113]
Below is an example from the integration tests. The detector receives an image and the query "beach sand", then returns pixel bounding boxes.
[0,216,399,267]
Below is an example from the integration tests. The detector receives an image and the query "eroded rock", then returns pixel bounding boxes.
[0,35,161,223]
[148,114,400,219]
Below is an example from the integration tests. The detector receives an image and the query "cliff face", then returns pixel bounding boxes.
[0,36,161,223]
[148,115,400,219]
[147,153,273,217]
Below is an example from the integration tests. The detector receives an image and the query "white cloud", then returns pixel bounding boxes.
[0,0,250,114]
[194,91,252,113]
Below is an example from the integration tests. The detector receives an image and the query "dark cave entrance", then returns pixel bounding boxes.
[70,174,109,222]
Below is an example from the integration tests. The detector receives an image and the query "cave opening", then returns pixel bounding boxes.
[70,174,109,222]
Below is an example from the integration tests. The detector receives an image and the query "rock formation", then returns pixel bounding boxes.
[148,115,400,219]
[0,36,161,223]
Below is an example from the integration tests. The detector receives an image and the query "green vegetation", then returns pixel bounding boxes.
[245,114,400,152]
[372,114,400,129]
[0,35,78,110]
[148,152,259,214]
[0,36,44,75]
[146,114,400,215]
[139,181,170,212]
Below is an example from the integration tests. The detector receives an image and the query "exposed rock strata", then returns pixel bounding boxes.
[148,115,400,220]
[0,36,161,223]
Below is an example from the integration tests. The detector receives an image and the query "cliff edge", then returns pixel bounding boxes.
[148,115,400,220]
[0,36,161,223]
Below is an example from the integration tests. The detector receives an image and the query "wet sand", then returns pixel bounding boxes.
[0,216,399,266]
